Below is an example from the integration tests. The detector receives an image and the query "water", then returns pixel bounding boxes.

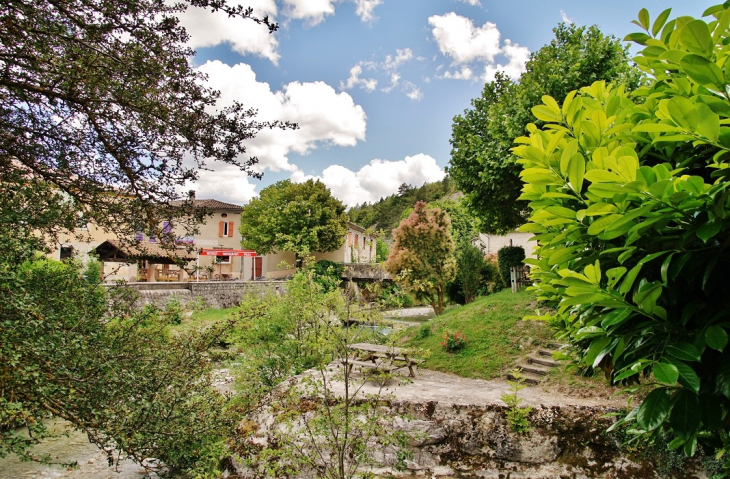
[0,420,162,479]
[383,306,435,327]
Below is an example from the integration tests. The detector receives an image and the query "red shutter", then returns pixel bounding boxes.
[218,221,224,237]
[228,221,234,237]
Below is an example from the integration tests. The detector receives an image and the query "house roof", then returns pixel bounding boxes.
[347,222,367,233]
[94,240,197,264]
[170,198,242,212]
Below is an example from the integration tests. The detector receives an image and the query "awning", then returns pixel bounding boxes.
[199,249,257,257]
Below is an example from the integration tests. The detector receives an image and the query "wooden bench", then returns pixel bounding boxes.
[346,343,423,377]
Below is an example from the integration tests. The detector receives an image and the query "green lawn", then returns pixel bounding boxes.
[396,288,554,379]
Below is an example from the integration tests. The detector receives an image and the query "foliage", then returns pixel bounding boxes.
[0,0,291,245]
[497,246,526,286]
[448,23,642,234]
[451,240,488,304]
[374,282,415,308]
[385,201,456,315]
[232,264,411,478]
[0,256,236,475]
[375,237,390,263]
[396,289,551,379]
[239,179,349,260]
[416,323,432,340]
[515,4,730,461]
[428,197,481,244]
[501,376,533,434]
[348,177,457,238]
[442,331,468,353]
[312,259,345,292]
[82,255,103,285]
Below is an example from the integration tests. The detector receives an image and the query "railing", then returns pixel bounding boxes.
[510,265,530,293]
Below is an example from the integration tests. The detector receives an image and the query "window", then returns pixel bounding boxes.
[354,234,359,246]
[215,255,231,264]
[219,221,234,237]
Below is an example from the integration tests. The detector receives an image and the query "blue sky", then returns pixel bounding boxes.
[180,0,716,207]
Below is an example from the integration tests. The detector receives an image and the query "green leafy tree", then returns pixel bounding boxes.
[239,179,349,263]
[385,201,456,315]
[448,23,641,234]
[0,0,285,473]
[375,237,390,263]
[452,240,487,304]
[516,4,730,461]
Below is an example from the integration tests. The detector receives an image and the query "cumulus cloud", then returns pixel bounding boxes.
[383,48,414,71]
[353,0,383,22]
[189,61,367,199]
[430,12,530,81]
[341,64,378,91]
[560,9,574,24]
[291,154,445,207]
[483,39,530,81]
[178,0,280,64]
[280,0,338,24]
[457,0,481,5]
[428,13,501,64]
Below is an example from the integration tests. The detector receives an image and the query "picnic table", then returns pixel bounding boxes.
[345,343,423,378]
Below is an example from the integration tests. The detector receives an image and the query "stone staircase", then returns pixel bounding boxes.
[506,343,565,385]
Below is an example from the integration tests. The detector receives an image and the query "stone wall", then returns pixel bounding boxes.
[232,388,707,479]
[108,280,287,310]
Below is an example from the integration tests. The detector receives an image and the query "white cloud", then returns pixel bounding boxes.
[430,12,530,81]
[353,0,383,23]
[291,154,445,207]
[443,66,473,80]
[177,0,280,64]
[428,12,501,64]
[483,39,530,81]
[381,72,400,93]
[560,9,574,24]
[341,64,378,91]
[190,60,367,198]
[383,48,414,71]
[404,82,423,101]
[281,0,338,25]
[457,0,481,5]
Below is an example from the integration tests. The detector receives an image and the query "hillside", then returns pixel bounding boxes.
[348,176,458,237]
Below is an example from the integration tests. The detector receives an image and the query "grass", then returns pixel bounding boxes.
[394,288,554,380]
[168,305,239,336]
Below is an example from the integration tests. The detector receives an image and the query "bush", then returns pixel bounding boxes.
[451,240,488,304]
[82,255,103,284]
[497,246,525,286]
[515,5,730,461]
[442,331,468,353]
[312,260,344,292]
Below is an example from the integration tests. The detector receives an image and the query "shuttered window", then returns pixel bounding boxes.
[219,221,234,237]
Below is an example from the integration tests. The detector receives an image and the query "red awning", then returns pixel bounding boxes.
[199,249,257,257]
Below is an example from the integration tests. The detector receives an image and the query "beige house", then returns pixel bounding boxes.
[475,231,537,259]
[259,222,376,280]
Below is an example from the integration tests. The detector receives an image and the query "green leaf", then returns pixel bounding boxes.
[585,170,624,183]
[585,336,611,368]
[624,32,651,45]
[568,155,585,193]
[653,361,679,385]
[619,264,642,295]
[670,389,701,440]
[679,19,714,56]
[681,54,724,89]
[632,123,683,133]
[697,217,722,242]
[666,342,701,362]
[706,325,728,352]
[637,387,670,431]
[666,357,701,394]
[532,105,562,123]
[652,8,672,37]
[587,214,622,235]
[716,355,730,398]
[601,308,632,328]
[606,267,627,288]
[638,8,650,31]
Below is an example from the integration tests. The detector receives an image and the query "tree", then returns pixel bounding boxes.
[1,0,293,245]
[516,5,730,462]
[447,23,641,234]
[0,0,286,473]
[385,201,456,315]
[239,179,349,262]
[451,240,487,304]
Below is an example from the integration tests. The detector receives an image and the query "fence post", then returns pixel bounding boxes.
[510,266,518,293]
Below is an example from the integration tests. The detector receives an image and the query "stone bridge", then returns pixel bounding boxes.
[340,263,392,282]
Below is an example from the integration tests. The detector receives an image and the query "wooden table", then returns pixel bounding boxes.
[346,343,423,377]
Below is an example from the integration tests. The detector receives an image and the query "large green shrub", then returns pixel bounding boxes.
[497,246,525,286]
[516,4,730,460]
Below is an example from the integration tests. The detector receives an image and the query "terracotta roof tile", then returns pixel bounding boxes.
[170,199,242,212]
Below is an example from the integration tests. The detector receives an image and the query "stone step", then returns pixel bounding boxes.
[506,371,542,385]
[547,342,567,350]
[527,356,559,368]
[516,364,549,376]
[538,349,556,358]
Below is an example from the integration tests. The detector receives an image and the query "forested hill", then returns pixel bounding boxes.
[348,177,458,237]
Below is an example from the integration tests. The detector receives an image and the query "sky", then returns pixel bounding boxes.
[180,0,716,207]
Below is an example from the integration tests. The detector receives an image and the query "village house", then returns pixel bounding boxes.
[54,197,376,282]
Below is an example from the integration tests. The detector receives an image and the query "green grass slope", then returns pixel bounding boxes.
[396,289,553,379]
